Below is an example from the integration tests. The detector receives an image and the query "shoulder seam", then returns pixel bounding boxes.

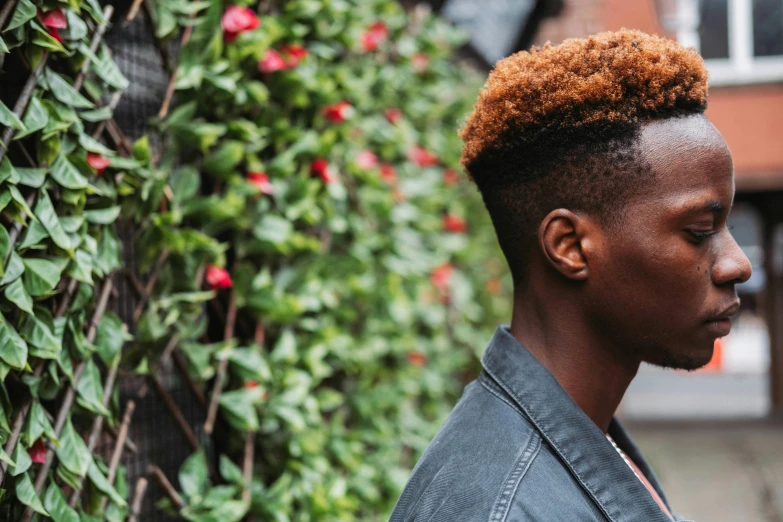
[489,430,541,522]
[478,373,527,420]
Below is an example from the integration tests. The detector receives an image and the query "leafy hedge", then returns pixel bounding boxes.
[0,0,511,520]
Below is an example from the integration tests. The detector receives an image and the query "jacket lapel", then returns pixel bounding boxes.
[481,325,673,522]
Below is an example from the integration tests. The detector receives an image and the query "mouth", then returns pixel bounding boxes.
[703,301,740,337]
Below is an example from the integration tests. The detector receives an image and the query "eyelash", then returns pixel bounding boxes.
[688,229,717,244]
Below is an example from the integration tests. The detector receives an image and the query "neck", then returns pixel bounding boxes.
[509,289,641,433]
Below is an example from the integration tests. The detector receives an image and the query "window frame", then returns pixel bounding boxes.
[677,0,783,86]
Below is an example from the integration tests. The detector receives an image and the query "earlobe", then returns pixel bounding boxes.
[538,209,589,280]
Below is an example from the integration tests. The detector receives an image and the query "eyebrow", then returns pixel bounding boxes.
[681,200,725,215]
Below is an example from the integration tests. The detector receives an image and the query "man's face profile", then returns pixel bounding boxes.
[580,115,752,371]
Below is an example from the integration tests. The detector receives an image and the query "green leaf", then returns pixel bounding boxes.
[22,258,62,296]
[77,133,115,156]
[31,23,68,53]
[93,45,129,90]
[0,98,25,131]
[252,215,292,245]
[10,442,32,476]
[15,472,49,516]
[34,189,72,252]
[4,0,36,32]
[44,69,95,109]
[19,220,49,250]
[14,96,48,140]
[95,312,128,364]
[83,206,120,224]
[2,250,25,285]
[0,316,28,369]
[56,418,92,477]
[24,401,57,447]
[78,106,112,122]
[0,444,15,468]
[51,154,89,189]
[21,312,60,358]
[203,140,244,177]
[0,35,8,54]
[219,455,244,485]
[9,185,35,221]
[87,461,126,506]
[15,167,48,188]
[5,278,33,315]
[179,450,209,501]
[132,136,151,163]
[75,359,110,416]
[218,388,261,433]
[66,249,93,284]
[0,157,15,184]
[43,482,81,522]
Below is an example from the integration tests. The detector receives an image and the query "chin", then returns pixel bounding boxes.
[642,342,714,371]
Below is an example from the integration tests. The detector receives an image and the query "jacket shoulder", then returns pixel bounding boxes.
[389,374,544,522]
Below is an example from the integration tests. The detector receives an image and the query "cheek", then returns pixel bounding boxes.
[594,234,710,322]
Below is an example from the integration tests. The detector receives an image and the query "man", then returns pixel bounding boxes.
[389,29,751,522]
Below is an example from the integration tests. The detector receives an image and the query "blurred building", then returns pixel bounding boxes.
[421,0,783,419]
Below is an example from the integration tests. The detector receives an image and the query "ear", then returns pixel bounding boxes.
[538,209,591,280]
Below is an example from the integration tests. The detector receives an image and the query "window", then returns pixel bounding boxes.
[677,0,783,85]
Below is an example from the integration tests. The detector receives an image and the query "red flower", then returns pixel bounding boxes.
[442,213,467,233]
[86,152,110,174]
[486,278,502,296]
[431,263,453,292]
[243,380,259,389]
[384,107,402,125]
[443,168,459,185]
[323,101,353,123]
[355,150,378,170]
[38,8,67,29]
[206,265,233,290]
[281,44,308,68]
[38,8,66,43]
[221,6,260,43]
[247,171,273,194]
[361,21,389,52]
[408,145,438,167]
[28,438,46,464]
[407,352,428,366]
[380,163,397,184]
[411,53,429,72]
[310,159,337,184]
[258,49,287,73]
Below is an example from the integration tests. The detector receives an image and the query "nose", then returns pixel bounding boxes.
[711,230,752,287]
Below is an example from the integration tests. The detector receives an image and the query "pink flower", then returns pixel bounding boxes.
[38,8,67,29]
[247,171,273,194]
[28,438,46,464]
[361,21,389,52]
[431,263,453,292]
[380,163,397,185]
[411,53,429,72]
[384,107,402,125]
[281,44,308,68]
[442,213,467,233]
[355,150,378,170]
[407,352,428,366]
[310,159,337,184]
[443,168,459,185]
[86,152,110,174]
[408,145,439,167]
[258,49,287,73]
[206,265,233,290]
[221,6,260,43]
[323,101,353,123]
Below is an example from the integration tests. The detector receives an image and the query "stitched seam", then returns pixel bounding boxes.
[481,365,616,522]
[488,432,541,522]
[478,374,526,419]
[405,463,452,520]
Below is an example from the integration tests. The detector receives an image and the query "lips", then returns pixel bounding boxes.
[703,300,740,337]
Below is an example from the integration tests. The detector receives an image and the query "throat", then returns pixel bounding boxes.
[509,303,641,432]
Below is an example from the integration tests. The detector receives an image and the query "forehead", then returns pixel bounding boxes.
[637,115,734,198]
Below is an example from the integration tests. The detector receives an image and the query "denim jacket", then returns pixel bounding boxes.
[389,325,694,522]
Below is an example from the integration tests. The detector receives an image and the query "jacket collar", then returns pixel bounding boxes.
[481,325,673,522]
